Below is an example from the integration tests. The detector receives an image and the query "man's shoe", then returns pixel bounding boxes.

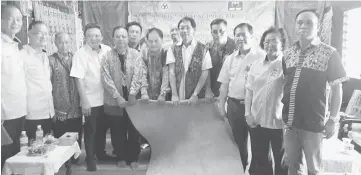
[71,157,80,165]
[130,162,139,170]
[116,160,127,168]
[97,153,116,161]
[86,160,97,172]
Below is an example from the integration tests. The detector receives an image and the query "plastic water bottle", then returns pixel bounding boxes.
[20,131,28,152]
[35,125,44,145]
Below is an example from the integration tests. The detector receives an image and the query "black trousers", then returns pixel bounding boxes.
[249,126,287,175]
[53,117,83,149]
[104,111,141,163]
[227,98,249,171]
[84,106,103,162]
[24,118,52,140]
[1,116,25,170]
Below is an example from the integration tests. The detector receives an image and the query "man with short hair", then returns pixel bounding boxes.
[167,17,212,105]
[205,18,236,100]
[129,27,170,103]
[217,23,265,171]
[282,9,348,175]
[70,23,112,171]
[126,21,146,52]
[101,26,145,169]
[21,21,54,140]
[170,24,181,46]
[49,32,82,164]
[1,4,27,169]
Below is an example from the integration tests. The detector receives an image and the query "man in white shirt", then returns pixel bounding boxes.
[167,17,212,105]
[70,23,111,171]
[1,4,27,169]
[21,21,54,141]
[217,23,265,172]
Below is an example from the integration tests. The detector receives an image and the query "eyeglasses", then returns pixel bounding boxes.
[2,17,22,23]
[263,39,280,45]
[31,32,49,37]
[212,29,226,35]
[179,26,192,31]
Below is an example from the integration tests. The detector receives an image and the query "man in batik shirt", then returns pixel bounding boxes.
[49,32,82,163]
[167,17,212,105]
[282,10,348,175]
[101,26,147,169]
[205,18,236,99]
[130,27,170,103]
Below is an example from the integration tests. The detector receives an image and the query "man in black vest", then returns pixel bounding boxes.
[166,17,212,105]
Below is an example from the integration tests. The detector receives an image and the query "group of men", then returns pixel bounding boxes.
[2,3,348,175]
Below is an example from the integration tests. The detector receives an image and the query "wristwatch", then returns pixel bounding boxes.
[329,116,340,123]
[192,92,198,97]
[160,91,166,97]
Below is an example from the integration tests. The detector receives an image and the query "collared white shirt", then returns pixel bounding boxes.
[166,39,212,100]
[217,48,265,100]
[1,33,27,120]
[70,44,111,107]
[246,55,284,129]
[21,45,54,120]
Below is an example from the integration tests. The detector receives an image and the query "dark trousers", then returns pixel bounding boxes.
[53,117,83,149]
[1,116,25,170]
[227,98,249,171]
[24,118,52,140]
[106,111,141,163]
[96,112,123,160]
[84,106,103,162]
[249,126,287,175]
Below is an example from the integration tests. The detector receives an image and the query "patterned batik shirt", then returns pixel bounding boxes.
[140,48,170,100]
[101,47,147,115]
[49,52,81,120]
[282,37,349,133]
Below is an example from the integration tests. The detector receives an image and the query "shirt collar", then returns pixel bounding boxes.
[295,37,321,49]
[175,40,182,46]
[23,45,44,55]
[1,32,21,44]
[265,53,283,62]
[84,44,102,52]
[234,47,256,57]
[182,38,197,48]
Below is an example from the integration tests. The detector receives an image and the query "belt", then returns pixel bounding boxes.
[228,97,245,104]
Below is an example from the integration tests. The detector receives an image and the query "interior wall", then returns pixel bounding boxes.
[81,1,128,46]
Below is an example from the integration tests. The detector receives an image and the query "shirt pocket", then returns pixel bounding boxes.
[26,63,45,80]
[229,64,241,77]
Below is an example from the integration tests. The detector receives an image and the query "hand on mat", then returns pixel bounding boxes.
[172,95,180,105]
[157,95,166,104]
[205,89,214,102]
[117,96,128,108]
[81,102,91,117]
[245,114,257,128]
[323,119,336,139]
[128,94,137,106]
[189,95,198,106]
[140,94,150,103]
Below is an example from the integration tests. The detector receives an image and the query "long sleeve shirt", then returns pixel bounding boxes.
[21,45,54,120]
[1,33,27,120]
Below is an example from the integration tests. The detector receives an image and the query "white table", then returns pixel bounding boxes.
[323,138,361,175]
[2,142,81,175]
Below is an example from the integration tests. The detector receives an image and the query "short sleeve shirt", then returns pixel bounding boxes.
[70,44,111,107]
[282,38,349,133]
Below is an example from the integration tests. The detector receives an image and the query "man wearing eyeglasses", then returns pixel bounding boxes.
[167,16,212,105]
[205,18,236,100]
[1,4,27,170]
[20,21,54,141]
